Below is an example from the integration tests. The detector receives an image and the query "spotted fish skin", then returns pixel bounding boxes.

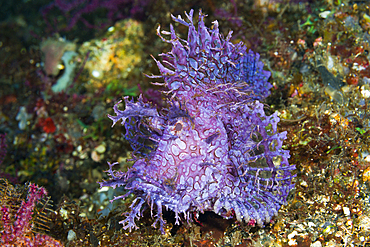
[100,9,295,233]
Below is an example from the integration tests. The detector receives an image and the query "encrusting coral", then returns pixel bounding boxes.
[100,9,296,233]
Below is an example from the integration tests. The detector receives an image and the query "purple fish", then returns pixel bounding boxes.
[100,9,295,233]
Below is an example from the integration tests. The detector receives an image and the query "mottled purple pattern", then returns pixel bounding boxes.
[100,10,295,233]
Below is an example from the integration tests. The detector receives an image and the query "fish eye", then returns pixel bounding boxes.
[175,122,183,131]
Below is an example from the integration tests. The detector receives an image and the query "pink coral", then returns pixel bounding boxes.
[0,183,62,246]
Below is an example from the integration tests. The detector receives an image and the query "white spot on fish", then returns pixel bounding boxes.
[171,145,180,156]
[187,177,194,186]
[179,152,187,160]
[234,186,240,195]
[215,147,223,158]
[205,167,212,178]
[224,186,232,195]
[191,163,197,172]
[165,152,175,166]
[233,178,240,187]
[182,194,191,204]
[175,138,187,150]
[209,183,217,193]
[202,192,209,199]
[180,175,185,185]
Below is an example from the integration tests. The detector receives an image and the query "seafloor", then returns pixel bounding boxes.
[0,0,370,246]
